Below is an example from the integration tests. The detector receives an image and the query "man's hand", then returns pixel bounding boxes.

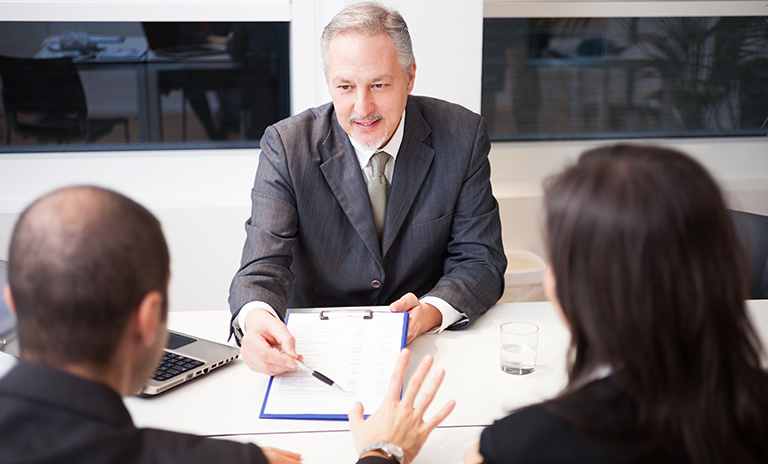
[240,308,298,375]
[262,447,302,464]
[464,442,483,464]
[348,349,455,464]
[389,293,443,344]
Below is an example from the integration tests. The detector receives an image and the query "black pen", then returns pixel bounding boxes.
[294,358,347,393]
[277,348,347,393]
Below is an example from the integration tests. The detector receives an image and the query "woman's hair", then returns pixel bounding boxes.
[544,144,768,462]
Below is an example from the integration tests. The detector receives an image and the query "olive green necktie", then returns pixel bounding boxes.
[368,151,391,241]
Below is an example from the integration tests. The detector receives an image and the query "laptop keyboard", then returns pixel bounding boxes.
[152,351,205,381]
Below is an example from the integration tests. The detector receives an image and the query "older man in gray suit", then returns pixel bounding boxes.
[229,2,506,375]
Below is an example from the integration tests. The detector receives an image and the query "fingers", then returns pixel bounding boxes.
[260,313,297,356]
[347,401,365,435]
[424,398,455,430]
[389,292,419,313]
[401,353,435,406]
[262,447,301,459]
[348,352,453,464]
[261,447,302,464]
[405,320,420,345]
[241,334,296,375]
[464,443,483,464]
[241,310,297,375]
[413,366,444,417]
[389,293,435,345]
[404,357,455,429]
[404,306,422,345]
[385,349,411,402]
[273,324,297,359]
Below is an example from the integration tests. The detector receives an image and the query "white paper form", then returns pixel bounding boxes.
[260,310,408,420]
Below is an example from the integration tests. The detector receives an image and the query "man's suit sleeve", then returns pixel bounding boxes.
[424,114,507,327]
[228,124,298,322]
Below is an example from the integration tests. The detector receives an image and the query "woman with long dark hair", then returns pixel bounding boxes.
[467,144,768,463]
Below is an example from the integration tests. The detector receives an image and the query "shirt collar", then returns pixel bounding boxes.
[572,363,614,390]
[350,109,406,169]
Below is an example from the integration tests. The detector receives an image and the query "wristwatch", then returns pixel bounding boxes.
[360,441,404,464]
[230,316,244,346]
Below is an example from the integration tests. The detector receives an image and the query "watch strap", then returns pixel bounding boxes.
[230,315,244,346]
[360,441,404,464]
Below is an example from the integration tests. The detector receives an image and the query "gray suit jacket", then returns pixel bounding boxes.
[229,95,506,327]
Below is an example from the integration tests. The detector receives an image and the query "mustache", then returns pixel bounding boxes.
[349,114,383,123]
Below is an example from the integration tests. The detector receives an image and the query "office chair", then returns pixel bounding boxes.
[176,59,275,142]
[0,55,129,145]
[730,209,768,299]
[237,54,277,141]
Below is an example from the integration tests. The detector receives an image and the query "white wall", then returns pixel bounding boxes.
[0,0,765,312]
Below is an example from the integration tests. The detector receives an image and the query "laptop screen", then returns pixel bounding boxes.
[0,260,14,339]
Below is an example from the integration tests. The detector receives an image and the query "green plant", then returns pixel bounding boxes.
[632,16,768,132]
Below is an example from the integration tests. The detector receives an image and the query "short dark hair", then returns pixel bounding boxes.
[544,144,768,462]
[8,186,170,367]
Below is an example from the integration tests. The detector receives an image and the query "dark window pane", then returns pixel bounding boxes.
[0,21,290,153]
[482,17,768,141]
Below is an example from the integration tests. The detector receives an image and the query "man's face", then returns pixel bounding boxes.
[327,32,415,149]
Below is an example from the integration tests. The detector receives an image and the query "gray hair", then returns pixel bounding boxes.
[321,1,415,81]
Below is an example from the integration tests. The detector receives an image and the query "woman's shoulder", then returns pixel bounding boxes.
[479,378,644,464]
[479,403,596,463]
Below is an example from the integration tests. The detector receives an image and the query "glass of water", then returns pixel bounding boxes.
[499,322,539,375]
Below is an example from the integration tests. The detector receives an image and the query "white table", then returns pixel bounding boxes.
[123,302,572,437]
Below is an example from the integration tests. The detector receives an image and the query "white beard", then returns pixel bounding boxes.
[352,132,388,150]
[349,114,388,149]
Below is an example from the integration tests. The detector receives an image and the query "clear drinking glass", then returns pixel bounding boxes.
[499,321,539,375]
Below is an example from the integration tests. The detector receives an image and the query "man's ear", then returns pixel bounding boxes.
[406,62,416,94]
[3,284,16,316]
[134,290,164,348]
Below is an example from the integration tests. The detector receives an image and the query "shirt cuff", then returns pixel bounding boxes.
[237,301,280,332]
[420,296,465,334]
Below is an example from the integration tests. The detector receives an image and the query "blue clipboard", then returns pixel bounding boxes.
[260,309,408,421]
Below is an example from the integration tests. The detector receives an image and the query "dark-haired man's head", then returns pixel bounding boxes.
[5,186,170,394]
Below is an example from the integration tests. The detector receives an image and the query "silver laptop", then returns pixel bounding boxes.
[0,259,239,396]
[0,260,19,358]
[142,329,239,397]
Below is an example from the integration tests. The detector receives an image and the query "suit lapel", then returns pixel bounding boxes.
[382,100,435,257]
[320,120,384,263]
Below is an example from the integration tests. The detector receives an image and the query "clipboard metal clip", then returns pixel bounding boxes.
[319,309,373,320]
